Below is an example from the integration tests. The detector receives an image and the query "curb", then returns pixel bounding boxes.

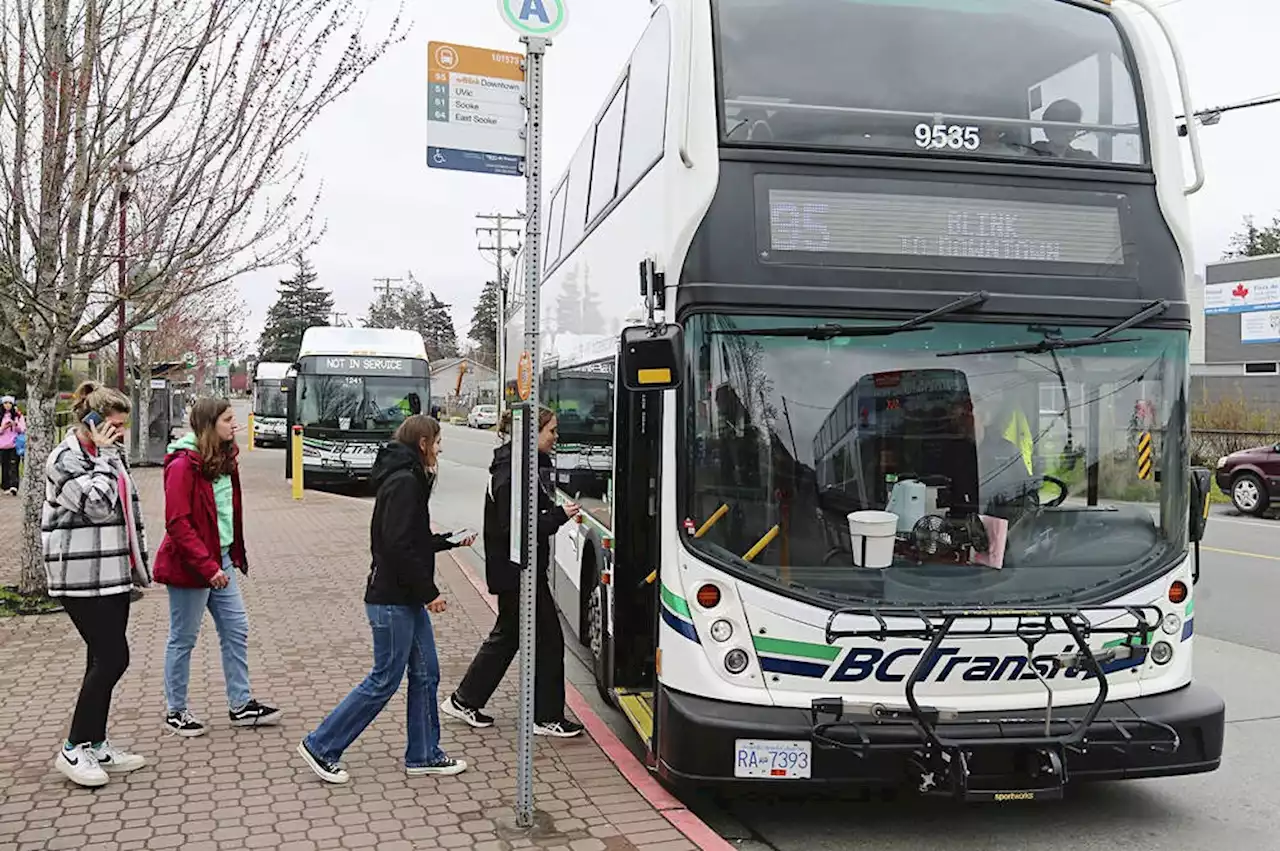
[446,548,734,851]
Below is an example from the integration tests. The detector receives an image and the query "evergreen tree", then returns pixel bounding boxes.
[1225,214,1280,259]
[468,280,500,368]
[424,292,458,360]
[364,289,404,329]
[580,271,605,331]
[554,270,582,335]
[257,255,333,361]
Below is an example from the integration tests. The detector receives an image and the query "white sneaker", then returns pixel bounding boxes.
[92,741,146,774]
[55,744,109,787]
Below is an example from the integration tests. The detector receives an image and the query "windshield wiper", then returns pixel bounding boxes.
[936,299,1169,358]
[711,291,989,341]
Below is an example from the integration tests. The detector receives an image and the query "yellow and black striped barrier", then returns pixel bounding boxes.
[1137,431,1153,480]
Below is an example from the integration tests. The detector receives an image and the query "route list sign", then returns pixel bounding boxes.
[427,41,526,177]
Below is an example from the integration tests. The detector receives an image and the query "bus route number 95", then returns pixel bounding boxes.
[915,123,981,151]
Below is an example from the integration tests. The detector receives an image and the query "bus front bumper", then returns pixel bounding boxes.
[655,684,1224,792]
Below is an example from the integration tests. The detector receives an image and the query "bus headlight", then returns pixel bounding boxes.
[1150,641,1174,665]
[710,620,733,642]
[1161,613,1181,635]
[724,648,750,674]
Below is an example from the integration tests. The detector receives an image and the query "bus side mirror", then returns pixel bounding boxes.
[1189,466,1211,544]
[619,324,683,392]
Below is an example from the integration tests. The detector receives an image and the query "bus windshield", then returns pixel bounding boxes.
[682,313,1189,607]
[717,0,1146,165]
[253,381,287,418]
[298,375,426,431]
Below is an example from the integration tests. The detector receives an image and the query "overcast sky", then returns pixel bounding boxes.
[231,0,1280,349]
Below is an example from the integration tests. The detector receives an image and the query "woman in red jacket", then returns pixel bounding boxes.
[153,398,280,738]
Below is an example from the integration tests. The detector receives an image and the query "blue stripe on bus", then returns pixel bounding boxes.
[1182,618,1194,641]
[759,656,829,679]
[661,607,700,644]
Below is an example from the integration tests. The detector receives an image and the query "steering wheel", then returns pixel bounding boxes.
[1039,475,1069,508]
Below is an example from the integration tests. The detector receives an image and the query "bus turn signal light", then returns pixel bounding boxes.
[1168,581,1188,604]
[696,583,721,609]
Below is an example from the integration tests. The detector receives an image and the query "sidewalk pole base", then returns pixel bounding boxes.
[496,809,560,841]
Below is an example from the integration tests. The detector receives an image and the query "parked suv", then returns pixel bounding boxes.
[1216,442,1280,516]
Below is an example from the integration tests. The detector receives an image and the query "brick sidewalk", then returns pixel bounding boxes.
[0,443,698,851]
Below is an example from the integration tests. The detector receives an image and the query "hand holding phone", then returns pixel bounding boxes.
[447,528,478,547]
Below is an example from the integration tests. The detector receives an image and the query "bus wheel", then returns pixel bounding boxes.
[584,559,613,705]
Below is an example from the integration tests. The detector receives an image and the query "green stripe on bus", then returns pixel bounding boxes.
[752,635,842,662]
[661,584,692,619]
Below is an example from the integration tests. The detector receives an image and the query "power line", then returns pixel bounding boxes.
[372,277,403,301]
[1178,92,1280,133]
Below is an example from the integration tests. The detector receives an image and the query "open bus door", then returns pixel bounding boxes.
[602,325,682,754]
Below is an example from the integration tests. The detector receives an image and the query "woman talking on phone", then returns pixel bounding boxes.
[43,381,151,787]
[443,406,584,738]
[298,414,474,784]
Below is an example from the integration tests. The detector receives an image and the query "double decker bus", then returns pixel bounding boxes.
[507,0,1222,798]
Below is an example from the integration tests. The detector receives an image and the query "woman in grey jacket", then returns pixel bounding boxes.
[43,381,151,788]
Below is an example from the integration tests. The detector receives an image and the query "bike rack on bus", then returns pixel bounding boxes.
[808,605,1181,801]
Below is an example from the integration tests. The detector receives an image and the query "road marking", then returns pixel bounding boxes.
[1210,515,1278,529]
[1203,545,1280,562]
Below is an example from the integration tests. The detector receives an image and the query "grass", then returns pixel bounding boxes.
[1209,479,1231,505]
[0,586,64,617]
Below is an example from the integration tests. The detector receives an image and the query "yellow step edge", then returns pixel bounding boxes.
[615,689,654,741]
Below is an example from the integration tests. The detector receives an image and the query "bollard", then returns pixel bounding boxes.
[246,413,255,451]
[291,425,303,500]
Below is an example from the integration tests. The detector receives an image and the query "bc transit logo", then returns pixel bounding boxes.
[829,644,1101,684]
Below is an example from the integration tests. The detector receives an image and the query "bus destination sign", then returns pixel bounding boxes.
[302,356,428,377]
[767,189,1125,267]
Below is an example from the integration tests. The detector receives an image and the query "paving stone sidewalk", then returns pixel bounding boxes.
[0,442,696,851]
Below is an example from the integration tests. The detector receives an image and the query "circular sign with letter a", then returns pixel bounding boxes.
[516,351,533,400]
[499,0,569,39]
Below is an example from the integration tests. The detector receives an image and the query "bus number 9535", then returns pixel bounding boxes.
[915,123,981,151]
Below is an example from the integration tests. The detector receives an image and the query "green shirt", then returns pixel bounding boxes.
[169,433,234,551]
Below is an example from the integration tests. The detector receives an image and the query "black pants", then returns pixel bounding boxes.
[0,447,17,491]
[62,594,132,745]
[454,577,565,722]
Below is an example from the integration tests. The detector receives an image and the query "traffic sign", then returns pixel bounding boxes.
[427,41,526,177]
[498,0,569,39]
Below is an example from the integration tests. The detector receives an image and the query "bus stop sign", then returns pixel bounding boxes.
[498,0,569,38]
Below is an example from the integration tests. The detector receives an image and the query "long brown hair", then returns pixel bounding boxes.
[189,397,238,480]
[393,414,441,469]
[496,406,555,440]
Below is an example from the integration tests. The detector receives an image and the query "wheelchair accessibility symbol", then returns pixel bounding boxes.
[432,150,447,165]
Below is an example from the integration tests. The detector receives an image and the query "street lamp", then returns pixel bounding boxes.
[116,159,138,391]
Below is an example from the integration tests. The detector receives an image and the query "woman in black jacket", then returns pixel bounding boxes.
[297,415,476,784]
[443,406,584,737]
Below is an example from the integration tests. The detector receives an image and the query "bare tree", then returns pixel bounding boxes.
[0,0,406,595]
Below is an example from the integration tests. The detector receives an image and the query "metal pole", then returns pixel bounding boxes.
[515,34,547,830]
[497,281,506,413]
[116,189,127,390]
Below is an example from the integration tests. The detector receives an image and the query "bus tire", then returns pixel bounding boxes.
[583,553,613,706]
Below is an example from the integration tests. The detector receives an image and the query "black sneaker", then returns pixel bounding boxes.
[297,740,349,784]
[441,694,494,728]
[229,699,282,728]
[535,719,585,738]
[164,710,206,738]
[406,757,468,777]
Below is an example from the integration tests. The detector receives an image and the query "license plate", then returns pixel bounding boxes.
[733,739,812,779]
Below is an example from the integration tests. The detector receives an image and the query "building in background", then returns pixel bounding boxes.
[429,355,497,415]
[1191,254,1280,413]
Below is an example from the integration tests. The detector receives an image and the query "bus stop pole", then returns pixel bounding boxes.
[515,34,547,830]
[246,413,255,451]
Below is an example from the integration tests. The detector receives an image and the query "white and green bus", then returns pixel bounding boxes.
[251,362,292,448]
[506,0,1223,799]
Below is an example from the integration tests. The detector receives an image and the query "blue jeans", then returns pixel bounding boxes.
[164,552,252,713]
[305,604,447,768]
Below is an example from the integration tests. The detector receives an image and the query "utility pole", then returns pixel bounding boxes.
[330,310,348,327]
[477,211,525,411]
[373,276,403,301]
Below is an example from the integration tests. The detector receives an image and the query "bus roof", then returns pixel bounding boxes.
[297,326,429,361]
[253,362,293,381]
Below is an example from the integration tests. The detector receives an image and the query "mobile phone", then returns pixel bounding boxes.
[82,411,104,429]
[447,528,477,545]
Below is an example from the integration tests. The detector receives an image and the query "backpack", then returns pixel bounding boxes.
[14,432,25,457]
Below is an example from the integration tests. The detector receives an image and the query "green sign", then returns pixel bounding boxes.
[498,0,568,38]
